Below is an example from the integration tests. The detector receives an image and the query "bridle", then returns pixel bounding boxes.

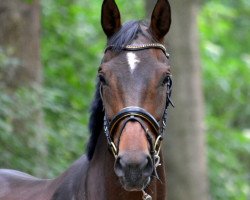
[100,43,173,199]
[102,42,173,159]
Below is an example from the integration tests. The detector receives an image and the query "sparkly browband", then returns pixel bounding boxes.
[105,43,170,59]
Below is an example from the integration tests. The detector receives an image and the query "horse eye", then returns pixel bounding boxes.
[99,74,108,85]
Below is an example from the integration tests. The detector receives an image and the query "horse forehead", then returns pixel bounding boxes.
[104,51,158,78]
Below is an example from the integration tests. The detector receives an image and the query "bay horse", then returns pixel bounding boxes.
[0,0,172,199]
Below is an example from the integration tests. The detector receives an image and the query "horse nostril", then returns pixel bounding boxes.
[141,156,153,177]
[114,156,125,177]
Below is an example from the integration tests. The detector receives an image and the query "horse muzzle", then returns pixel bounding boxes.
[114,152,153,191]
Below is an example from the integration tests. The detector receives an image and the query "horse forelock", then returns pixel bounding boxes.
[107,20,156,52]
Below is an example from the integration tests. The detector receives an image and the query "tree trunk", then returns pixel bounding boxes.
[0,0,46,176]
[146,0,209,199]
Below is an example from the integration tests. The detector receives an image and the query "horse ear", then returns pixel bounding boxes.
[150,0,171,41]
[101,0,121,38]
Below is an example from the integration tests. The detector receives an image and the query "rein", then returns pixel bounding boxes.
[101,43,173,200]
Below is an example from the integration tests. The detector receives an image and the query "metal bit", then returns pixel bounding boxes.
[142,190,152,200]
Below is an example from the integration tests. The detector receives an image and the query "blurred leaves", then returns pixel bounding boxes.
[0,85,45,175]
[41,0,103,176]
[200,0,250,199]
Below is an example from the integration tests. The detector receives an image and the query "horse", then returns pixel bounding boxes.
[0,0,172,199]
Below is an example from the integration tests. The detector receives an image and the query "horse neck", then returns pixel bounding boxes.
[86,130,116,200]
[86,130,166,200]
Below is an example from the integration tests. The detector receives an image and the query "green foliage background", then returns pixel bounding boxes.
[200,0,250,199]
[0,0,249,199]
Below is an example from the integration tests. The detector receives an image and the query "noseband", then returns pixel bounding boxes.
[101,43,173,178]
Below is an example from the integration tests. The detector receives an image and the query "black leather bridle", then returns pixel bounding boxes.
[101,43,173,177]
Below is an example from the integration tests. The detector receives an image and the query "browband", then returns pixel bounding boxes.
[105,43,170,59]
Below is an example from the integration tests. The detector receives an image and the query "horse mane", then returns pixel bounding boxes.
[86,20,153,160]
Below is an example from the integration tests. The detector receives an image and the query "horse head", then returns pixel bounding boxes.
[100,0,172,192]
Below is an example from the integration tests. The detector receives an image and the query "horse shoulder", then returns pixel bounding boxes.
[51,155,90,200]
